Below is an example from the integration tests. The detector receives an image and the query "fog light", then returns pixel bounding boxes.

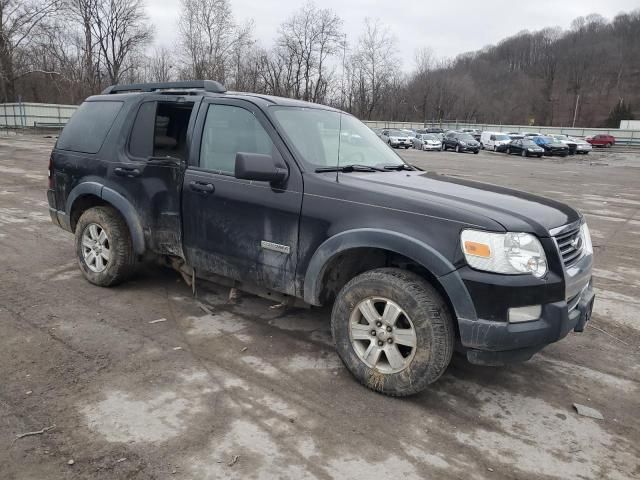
[509,305,542,323]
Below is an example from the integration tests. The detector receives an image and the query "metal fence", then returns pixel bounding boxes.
[1,102,639,146]
[363,120,640,146]
[0,103,78,134]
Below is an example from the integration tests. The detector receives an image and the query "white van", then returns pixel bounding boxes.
[480,131,512,151]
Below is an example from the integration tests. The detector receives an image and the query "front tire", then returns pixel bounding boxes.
[456,145,461,153]
[331,268,454,396]
[75,206,136,287]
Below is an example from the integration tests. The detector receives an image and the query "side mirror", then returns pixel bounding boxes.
[234,152,288,183]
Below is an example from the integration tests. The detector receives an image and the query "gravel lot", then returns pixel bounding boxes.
[1,135,639,480]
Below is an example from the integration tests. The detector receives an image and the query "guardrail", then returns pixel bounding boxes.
[363,120,640,147]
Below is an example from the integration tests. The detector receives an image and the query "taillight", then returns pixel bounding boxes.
[48,155,53,189]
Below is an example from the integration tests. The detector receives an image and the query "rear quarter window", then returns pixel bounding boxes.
[57,101,123,154]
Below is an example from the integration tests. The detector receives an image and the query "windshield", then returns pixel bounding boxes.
[388,130,405,136]
[424,134,437,140]
[495,134,510,140]
[458,134,475,141]
[522,139,537,146]
[271,107,405,169]
[537,136,552,144]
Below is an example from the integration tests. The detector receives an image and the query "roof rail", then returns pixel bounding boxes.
[101,80,226,95]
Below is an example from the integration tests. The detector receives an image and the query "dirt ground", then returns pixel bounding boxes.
[1,135,639,480]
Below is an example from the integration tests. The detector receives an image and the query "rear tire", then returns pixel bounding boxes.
[331,268,454,396]
[75,206,136,287]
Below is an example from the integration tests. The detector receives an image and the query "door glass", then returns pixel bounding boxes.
[200,104,274,173]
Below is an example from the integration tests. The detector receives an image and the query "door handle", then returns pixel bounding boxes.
[189,181,215,194]
[114,167,141,177]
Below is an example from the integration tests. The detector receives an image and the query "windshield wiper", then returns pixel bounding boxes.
[315,164,385,173]
[382,163,415,171]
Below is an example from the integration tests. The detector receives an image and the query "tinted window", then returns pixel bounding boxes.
[200,104,274,173]
[57,101,123,153]
[129,102,156,158]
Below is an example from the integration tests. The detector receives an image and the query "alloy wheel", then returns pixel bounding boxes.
[349,297,417,374]
[82,223,111,273]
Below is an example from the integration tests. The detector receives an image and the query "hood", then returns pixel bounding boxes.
[538,141,566,148]
[340,170,580,236]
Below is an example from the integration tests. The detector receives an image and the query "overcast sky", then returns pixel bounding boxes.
[147,0,639,68]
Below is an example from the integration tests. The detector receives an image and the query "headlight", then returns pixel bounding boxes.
[459,141,466,146]
[581,222,593,255]
[461,230,548,278]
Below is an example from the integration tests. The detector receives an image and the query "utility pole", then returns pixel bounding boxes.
[572,94,580,128]
[340,33,347,111]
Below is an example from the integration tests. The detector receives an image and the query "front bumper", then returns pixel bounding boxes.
[458,282,594,365]
[460,145,479,152]
[445,250,594,366]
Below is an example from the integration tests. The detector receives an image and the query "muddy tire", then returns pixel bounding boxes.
[75,206,136,287]
[331,268,454,396]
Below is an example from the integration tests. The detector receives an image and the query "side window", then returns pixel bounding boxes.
[128,101,194,160]
[490,135,496,141]
[129,102,156,158]
[57,101,123,154]
[200,104,274,174]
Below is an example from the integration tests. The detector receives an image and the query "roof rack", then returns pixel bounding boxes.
[101,80,226,95]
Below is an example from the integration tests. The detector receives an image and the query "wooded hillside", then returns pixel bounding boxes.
[2,1,638,128]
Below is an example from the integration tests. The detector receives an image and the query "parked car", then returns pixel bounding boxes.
[551,135,578,155]
[426,127,444,134]
[586,134,615,147]
[480,132,512,151]
[532,136,569,156]
[400,129,417,139]
[47,80,595,397]
[442,132,480,153]
[506,138,545,158]
[462,128,481,141]
[380,129,413,149]
[412,133,442,151]
[571,137,593,154]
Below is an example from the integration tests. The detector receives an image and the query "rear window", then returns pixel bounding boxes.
[57,101,123,153]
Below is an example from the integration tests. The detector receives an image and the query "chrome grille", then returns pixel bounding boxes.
[554,225,583,267]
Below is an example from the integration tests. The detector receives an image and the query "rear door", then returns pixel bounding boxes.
[181,98,303,295]
[105,96,196,256]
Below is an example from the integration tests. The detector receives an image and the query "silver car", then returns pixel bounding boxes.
[380,129,413,149]
[412,133,442,151]
[570,137,593,154]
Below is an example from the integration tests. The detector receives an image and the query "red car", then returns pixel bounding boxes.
[586,134,615,147]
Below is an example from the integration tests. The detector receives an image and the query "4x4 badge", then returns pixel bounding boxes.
[261,240,290,254]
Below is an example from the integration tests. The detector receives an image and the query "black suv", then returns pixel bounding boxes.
[442,132,481,153]
[47,81,595,396]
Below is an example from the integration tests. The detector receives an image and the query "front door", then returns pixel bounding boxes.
[182,98,303,295]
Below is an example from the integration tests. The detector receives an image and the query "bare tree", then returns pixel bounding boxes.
[0,0,61,101]
[275,1,343,103]
[90,0,153,85]
[349,18,397,119]
[148,46,176,82]
[178,0,251,85]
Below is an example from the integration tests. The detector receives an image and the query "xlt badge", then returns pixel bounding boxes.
[261,240,290,254]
